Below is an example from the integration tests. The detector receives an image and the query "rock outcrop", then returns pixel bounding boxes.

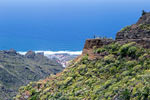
[116,12,150,48]
[83,38,115,50]
[136,12,150,25]
[83,12,150,53]
[82,38,115,59]
[82,12,150,56]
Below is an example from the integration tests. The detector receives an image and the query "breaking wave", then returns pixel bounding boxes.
[18,50,82,56]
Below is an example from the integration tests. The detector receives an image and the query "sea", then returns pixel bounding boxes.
[0,0,149,52]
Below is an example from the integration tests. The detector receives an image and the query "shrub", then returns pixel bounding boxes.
[95,48,105,54]
[127,46,137,58]
[120,89,131,100]
[119,42,136,57]
[104,54,115,64]
[110,43,120,54]
[64,77,73,85]
[81,55,89,64]
[133,65,142,72]
[139,24,150,30]
[109,66,117,74]
[120,26,131,32]
[126,60,137,69]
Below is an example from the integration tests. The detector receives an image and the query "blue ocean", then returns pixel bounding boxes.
[0,0,150,51]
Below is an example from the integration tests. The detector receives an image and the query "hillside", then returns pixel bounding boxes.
[116,11,150,48]
[0,50,63,100]
[15,12,150,100]
[15,42,150,100]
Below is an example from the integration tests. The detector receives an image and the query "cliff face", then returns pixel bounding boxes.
[82,12,150,51]
[82,12,150,57]
[82,38,115,59]
[136,12,150,25]
[83,38,115,50]
[116,12,150,48]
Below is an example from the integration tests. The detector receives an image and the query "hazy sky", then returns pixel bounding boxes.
[0,0,150,51]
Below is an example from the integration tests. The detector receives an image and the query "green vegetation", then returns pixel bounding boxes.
[0,51,63,100]
[15,42,150,100]
[139,24,150,30]
[120,25,131,32]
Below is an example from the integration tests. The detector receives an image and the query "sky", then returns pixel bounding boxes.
[0,0,150,51]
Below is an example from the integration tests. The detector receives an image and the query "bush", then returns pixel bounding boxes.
[109,66,117,74]
[139,24,150,30]
[95,48,105,54]
[126,60,137,69]
[64,77,73,85]
[110,43,120,54]
[127,46,137,58]
[104,54,115,64]
[120,26,131,32]
[133,65,142,72]
[81,55,89,64]
[119,42,136,57]
[120,89,131,100]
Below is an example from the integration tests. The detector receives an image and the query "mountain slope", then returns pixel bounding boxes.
[116,12,150,49]
[0,50,63,100]
[14,11,150,100]
[15,42,150,100]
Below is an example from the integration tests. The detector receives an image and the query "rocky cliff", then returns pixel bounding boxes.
[82,38,115,59]
[82,12,150,51]
[116,12,150,48]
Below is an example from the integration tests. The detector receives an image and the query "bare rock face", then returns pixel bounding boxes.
[116,12,150,40]
[136,12,150,25]
[83,38,115,50]
[116,12,150,48]
[82,38,115,59]
[116,25,150,40]
[83,12,150,56]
